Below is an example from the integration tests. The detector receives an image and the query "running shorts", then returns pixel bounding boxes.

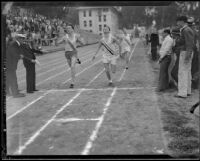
[65,51,77,60]
[102,55,119,65]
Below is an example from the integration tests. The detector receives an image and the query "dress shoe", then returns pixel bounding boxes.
[174,94,186,99]
[13,93,25,98]
[34,89,39,92]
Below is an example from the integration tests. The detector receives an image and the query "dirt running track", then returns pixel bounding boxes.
[6,39,168,156]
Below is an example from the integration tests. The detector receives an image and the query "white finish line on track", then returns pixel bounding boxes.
[54,117,101,122]
[44,87,157,93]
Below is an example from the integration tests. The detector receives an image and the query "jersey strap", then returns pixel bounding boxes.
[101,40,115,55]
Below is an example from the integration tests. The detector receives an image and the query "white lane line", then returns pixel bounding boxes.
[47,87,156,92]
[81,39,139,155]
[6,91,51,121]
[81,88,117,155]
[7,58,101,120]
[14,69,104,155]
[54,117,100,122]
[18,51,95,84]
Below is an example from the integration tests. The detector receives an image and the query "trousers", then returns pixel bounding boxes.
[158,55,171,90]
[178,51,193,97]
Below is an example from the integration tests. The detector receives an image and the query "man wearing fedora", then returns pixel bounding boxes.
[6,33,26,97]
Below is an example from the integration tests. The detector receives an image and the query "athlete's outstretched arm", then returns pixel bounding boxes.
[77,35,85,46]
[113,38,122,54]
[56,36,64,44]
[92,41,102,60]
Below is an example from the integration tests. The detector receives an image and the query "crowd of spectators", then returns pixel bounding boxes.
[6,7,68,49]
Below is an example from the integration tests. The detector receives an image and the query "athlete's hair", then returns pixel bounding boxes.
[163,29,171,35]
[66,24,74,30]
[103,25,111,31]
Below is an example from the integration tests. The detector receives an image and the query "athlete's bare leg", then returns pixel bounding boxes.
[104,63,112,81]
[111,64,116,74]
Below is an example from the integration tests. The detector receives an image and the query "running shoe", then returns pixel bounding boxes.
[69,84,74,88]
[77,59,81,64]
[108,82,114,87]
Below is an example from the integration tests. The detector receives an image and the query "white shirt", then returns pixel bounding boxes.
[15,40,21,46]
[101,33,118,58]
[159,35,174,59]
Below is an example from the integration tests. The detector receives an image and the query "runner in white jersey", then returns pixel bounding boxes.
[57,24,84,88]
[118,29,131,69]
[92,26,121,86]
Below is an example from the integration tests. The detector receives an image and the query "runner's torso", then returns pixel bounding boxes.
[121,34,131,52]
[63,33,79,51]
[101,34,119,58]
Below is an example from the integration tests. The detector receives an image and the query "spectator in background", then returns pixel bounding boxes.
[157,29,174,92]
[175,16,195,98]
[187,17,199,89]
[149,28,160,61]
[6,34,26,97]
[145,33,149,46]
[170,27,182,87]
[21,39,42,93]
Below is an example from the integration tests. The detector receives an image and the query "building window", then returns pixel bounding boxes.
[89,10,92,17]
[90,30,93,33]
[84,21,87,27]
[89,20,92,27]
[99,25,102,31]
[83,10,86,17]
[99,16,101,22]
[103,15,106,22]
[104,24,107,28]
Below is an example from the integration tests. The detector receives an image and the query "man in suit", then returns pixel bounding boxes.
[21,40,42,93]
[187,17,199,89]
[6,34,26,97]
[175,16,195,98]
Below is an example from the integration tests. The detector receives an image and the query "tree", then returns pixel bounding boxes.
[119,2,199,30]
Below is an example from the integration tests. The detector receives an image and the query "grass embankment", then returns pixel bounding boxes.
[146,46,199,158]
